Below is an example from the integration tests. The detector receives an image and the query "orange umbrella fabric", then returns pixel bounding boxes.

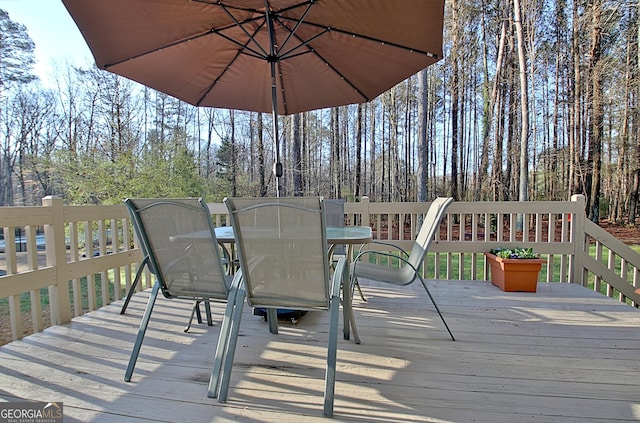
[62,0,444,115]
[62,0,444,191]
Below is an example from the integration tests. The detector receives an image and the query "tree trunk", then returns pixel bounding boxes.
[355,104,363,200]
[369,104,376,200]
[331,107,341,198]
[628,0,640,224]
[586,0,603,222]
[479,18,507,201]
[257,113,267,197]
[229,110,237,196]
[513,0,529,204]
[417,69,428,203]
[450,0,460,201]
[292,113,302,196]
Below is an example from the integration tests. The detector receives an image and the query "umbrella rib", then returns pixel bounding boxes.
[102,29,225,68]
[275,1,316,57]
[277,25,330,61]
[101,1,274,68]
[101,21,270,69]
[217,2,270,59]
[212,26,268,60]
[279,18,440,60]
[270,17,370,103]
[307,49,370,103]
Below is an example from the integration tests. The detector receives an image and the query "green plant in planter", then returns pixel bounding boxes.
[489,247,539,259]
[486,248,545,292]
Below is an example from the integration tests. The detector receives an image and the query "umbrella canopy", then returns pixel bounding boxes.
[62,0,445,193]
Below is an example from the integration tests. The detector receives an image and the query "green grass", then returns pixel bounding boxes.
[361,244,640,295]
[3,244,640,336]
[0,267,140,317]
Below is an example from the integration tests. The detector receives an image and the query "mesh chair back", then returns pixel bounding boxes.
[323,199,345,226]
[407,197,454,270]
[323,199,346,255]
[225,197,330,310]
[125,198,229,300]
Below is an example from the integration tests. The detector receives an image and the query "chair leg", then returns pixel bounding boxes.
[324,261,345,416]
[184,298,214,332]
[341,282,350,341]
[195,301,203,324]
[124,280,160,382]
[208,276,244,399]
[204,299,213,326]
[347,298,361,345]
[120,257,149,314]
[418,277,455,341]
[184,300,202,333]
[266,308,278,334]
[324,292,340,417]
[343,264,360,344]
[354,279,367,302]
[216,287,245,402]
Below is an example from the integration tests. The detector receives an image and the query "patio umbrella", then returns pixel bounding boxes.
[62,0,445,196]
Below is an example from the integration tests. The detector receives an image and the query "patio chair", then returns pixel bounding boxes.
[122,198,233,382]
[208,197,347,417]
[351,197,456,341]
[121,199,224,331]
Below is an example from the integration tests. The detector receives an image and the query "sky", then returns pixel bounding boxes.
[0,0,93,85]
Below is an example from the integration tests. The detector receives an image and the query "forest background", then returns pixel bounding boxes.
[0,0,638,225]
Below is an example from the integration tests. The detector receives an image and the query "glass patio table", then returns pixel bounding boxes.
[213,225,371,245]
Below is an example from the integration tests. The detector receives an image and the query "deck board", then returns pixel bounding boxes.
[1,279,640,422]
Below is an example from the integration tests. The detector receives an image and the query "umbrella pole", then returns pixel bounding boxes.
[271,76,282,198]
[266,5,283,197]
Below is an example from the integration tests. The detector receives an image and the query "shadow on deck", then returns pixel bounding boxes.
[1,280,640,422]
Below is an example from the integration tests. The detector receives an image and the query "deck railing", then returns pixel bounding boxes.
[1,195,639,342]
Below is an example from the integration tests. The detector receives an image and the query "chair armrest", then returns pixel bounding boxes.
[354,241,409,260]
[331,257,347,298]
[357,240,410,258]
[352,249,421,276]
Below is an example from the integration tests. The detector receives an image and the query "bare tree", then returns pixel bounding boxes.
[585,0,604,221]
[450,0,461,201]
[513,0,530,205]
[0,9,36,205]
[292,113,302,196]
[417,69,429,202]
[354,103,363,199]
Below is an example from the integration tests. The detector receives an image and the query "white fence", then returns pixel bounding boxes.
[1,195,639,342]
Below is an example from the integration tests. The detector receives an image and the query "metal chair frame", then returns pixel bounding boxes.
[351,197,456,342]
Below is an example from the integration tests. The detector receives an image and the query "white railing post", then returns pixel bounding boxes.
[359,196,370,229]
[570,194,586,286]
[43,196,72,325]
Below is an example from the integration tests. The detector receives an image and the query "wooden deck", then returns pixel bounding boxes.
[1,279,640,422]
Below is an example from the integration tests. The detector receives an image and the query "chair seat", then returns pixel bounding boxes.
[352,261,416,286]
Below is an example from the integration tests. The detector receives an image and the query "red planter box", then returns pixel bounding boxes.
[485,252,546,292]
